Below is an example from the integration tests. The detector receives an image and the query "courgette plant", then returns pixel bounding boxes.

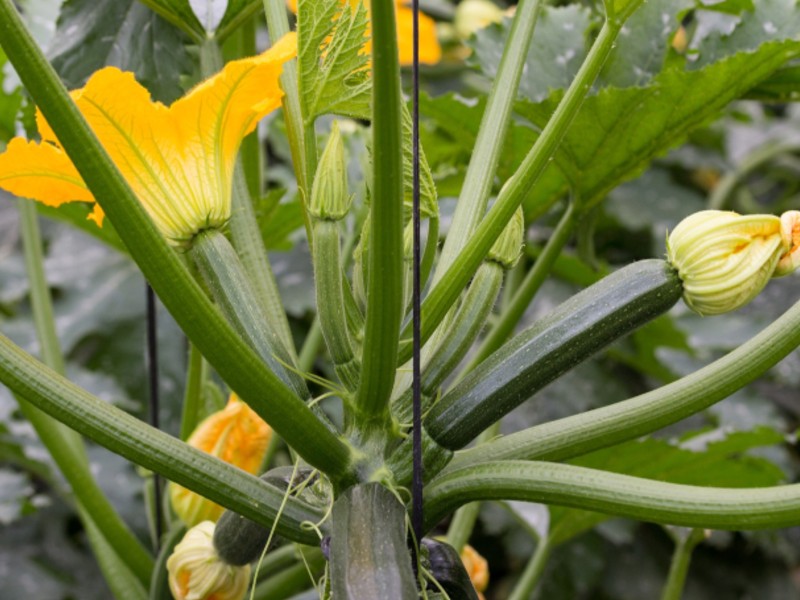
[0,0,800,598]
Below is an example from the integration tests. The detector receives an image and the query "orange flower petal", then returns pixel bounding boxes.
[0,138,94,206]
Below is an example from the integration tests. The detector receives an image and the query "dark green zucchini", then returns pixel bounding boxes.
[424,259,683,450]
[213,467,314,566]
[421,539,480,600]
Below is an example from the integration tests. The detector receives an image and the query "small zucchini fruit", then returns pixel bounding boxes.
[424,259,683,450]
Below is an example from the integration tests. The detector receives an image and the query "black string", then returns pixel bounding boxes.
[411,0,424,553]
[146,284,163,548]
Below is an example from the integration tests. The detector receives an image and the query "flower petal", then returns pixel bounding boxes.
[0,138,94,206]
[396,3,442,65]
[169,32,297,239]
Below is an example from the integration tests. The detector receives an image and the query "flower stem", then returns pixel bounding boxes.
[354,0,405,431]
[660,529,706,600]
[507,537,552,600]
[0,0,354,479]
[179,342,208,440]
[16,199,155,586]
[467,202,577,370]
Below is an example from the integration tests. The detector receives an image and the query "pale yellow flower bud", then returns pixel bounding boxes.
[775,210,800,277]
[170,395,271,527]
[460,544,489,599]
[167,521,251,600]
[309,121,351,221]
[666,210,784,315]
[455,0,505,40]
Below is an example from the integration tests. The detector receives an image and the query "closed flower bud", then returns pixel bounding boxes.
[460,544,489,599]
[455,0,505,40]
[775,210,800,277]
[309,121,351,221]
[487,207,525,269]
[170,396,271,527]
[167,521,250,600]
[666,210,784,315]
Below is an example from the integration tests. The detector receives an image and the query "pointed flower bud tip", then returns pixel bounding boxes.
[167,521,251,600]
[310,122,351,221]
[170,395,271,527]
[487,207,525,269]
[666,210,785,315]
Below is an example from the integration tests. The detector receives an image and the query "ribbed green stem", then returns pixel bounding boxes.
[0,0,353,479]
[200,39,298,361]
[446,502,480,553]
[298,317,324,373]
[312,219,360,391]
[424,461,800,532]
[397,19,624,365]
[263,0,316,241]
[179,342,208,440]
[394,262,503,425]
[17,200,154,586]
[660,529,706,600]
[236,17,263,201]
[448,295,800,469]
[189,229,309,400]
[468,203,577,370]
[81,505,148,600]
[432,0,543,283]
[0,332,324,543]
[354,0,404,430]
[507,538,552,600]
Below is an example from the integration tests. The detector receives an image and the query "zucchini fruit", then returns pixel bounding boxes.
[424,259,683,450]
[213,467,314,566]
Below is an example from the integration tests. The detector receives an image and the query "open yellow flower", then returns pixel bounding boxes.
[170,395,272,527]
[287,0,442,65]
[0,33,296,246]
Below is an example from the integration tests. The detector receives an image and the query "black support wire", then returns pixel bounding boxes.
[146,284,163,548]
[411,0,424,550]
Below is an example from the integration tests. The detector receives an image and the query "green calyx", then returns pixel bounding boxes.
[309,121,352,221]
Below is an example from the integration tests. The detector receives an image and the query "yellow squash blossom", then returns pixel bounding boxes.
[0,33,296,246]
[287,0,442,65]
[460,544,489,600]
[167,521,250,600]
[170,395,272,527]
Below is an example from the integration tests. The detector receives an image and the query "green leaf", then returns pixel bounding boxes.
[693,0,800,67]
[516,37,800,217]
[0,50,23,144]
[599,0,693,87]
[471,6,594,103]
[49,0,193,104]
[298,0,371,122]
[255,190,305,251]
[546,427,787,545]
[137,0,205,41]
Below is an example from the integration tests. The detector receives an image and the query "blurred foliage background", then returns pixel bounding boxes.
[1,0,800,597]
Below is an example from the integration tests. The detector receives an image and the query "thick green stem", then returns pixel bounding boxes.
[0,0,353,479]
[17,200,154,586]
[432,0,543,283]
[448,295,800,469]
[354,0,404,430]
[397,19,624,365]
[507,537,552,600]
[446,502,481,554]
[424,461,800,532]
[0,332,324,544]
[189,229,309,400]
[468,203,577,370]
[200,39,298,361]
[660,529,706,600]
[312,219,360,391]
